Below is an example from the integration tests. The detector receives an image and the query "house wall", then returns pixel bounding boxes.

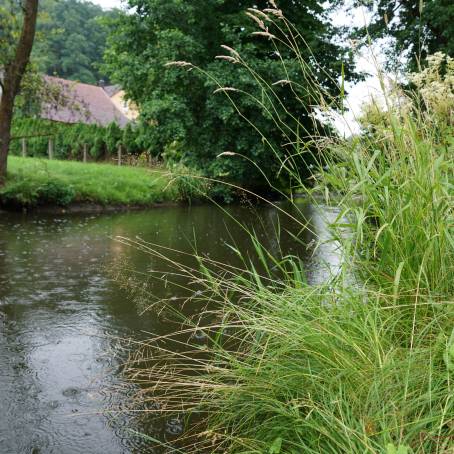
[110,91,139,121]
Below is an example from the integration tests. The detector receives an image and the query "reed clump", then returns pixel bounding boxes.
[118,6,454,453]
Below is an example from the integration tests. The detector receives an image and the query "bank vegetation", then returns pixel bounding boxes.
[117,7,454,453]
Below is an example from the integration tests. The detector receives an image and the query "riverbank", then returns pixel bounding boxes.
[0,156,177,211]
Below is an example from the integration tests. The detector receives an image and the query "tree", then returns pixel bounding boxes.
[104,0,357,197]
[32,0,119,84]
[354,0,454,71]
[0,0,39,185]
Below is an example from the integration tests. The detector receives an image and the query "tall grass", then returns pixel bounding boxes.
[117,5,454,453]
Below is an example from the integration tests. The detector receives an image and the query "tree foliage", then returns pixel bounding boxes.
[32,0,119,84]
[104,0,357,196]
[355,0,454,71]
[0,2,18,65]
[2,0,117,84]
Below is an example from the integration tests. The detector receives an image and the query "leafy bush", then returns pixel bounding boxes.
[0,178,39,206]
[38,180,76,205]
[0,177,75,207]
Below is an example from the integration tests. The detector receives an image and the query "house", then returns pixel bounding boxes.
[40,76,138,128]
[102,84,139,121]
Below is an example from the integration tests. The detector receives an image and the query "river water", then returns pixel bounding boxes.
[0,202,341,453]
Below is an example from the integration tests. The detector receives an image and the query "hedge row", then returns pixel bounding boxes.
[10,117,149,160]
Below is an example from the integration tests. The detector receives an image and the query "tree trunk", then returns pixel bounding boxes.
[0,0,39,186]
[0,102,13,185]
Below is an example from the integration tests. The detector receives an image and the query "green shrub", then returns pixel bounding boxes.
[0,177,75,206]
[37,180,76,205]
[0,178,39,206]
[9,117,144,160]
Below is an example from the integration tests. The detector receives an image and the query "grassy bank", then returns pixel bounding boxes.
[115,20,454,454]
[0,156,177,209]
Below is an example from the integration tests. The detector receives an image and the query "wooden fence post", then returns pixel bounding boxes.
[48,137,54,160]
[21,138,27,157]
[83,143,88,163]
[117,144,122,166]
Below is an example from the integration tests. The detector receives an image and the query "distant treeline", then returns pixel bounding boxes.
[33,0,119,84]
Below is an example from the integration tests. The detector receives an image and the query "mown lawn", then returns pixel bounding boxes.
[1,156,175,207]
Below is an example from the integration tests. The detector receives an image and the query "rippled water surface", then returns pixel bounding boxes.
[0,203,340,453]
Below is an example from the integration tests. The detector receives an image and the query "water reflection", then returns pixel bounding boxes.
[304,204,346,284]
[0,202,341,453]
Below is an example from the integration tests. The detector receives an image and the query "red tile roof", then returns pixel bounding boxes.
[40,76,130,128]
